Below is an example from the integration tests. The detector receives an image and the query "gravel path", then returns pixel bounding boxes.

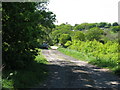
[35,50,120,89]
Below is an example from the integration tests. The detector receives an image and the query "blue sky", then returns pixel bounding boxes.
[47,0,119,25]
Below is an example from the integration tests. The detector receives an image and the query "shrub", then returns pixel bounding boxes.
[59,34,71,47]
[68,40,119,69]
[85,27,104,41]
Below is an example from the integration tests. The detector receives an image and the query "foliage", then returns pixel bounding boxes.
[74,23,89,30]
[72,31,85,41]
[56,23,73,31]
[112,22,119,26]
[58,48,87,61]
[58,39,119,75]
[51,24,73,44]
[74,23,97,31]
[110,26,120,33]
[85,27,104,41]
[52,22,119,75]
[105,23,111,28]
[97,22,107,28]
[2,49,48,88]
[101,29,118,42]
[68,40,119,70]
[59,34,71,46]
[2,2,55,69]
[64,41,72,47]
[51,22,119,45]
[38,25,54,45]
[74,22,113,31]
[74,23,86,30]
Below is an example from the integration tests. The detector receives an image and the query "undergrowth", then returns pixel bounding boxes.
[2,49,48,89]
[58,48,120,76]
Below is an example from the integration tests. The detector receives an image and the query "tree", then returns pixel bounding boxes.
[111,26,120,33]
[51,30,62,44]
[56,23,73,31]
[74,23,89,30]
[51,24,73,44]
[74,24,79,27]
[105,23,111,28]
[88,23,97,28]
[2,2,55,69]
[112,22,119,26]
[97,22,107,28]
[72,31,85,41]
[74,23,97,31]
[85,27,104,41]
[74,24,85,30]
[59,34,71,46]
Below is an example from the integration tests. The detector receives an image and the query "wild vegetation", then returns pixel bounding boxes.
[2,49,48,88]
[51,22,120,75]
[2,1,120,89]
[2,2,55,89]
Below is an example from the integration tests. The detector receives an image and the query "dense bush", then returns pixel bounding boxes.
[2,2,55,88]
[52,22,119,75]
[68,40,119,69]
[110,26,120,33]
[72,31,85,41]
[112,22,119,26]
[2,49,48,88]
[64,41,72,47]
[74,23,97,30]
[85,27,104,41]
[2,2,55,70]
[51,24,73,45]
[59,34,71,47]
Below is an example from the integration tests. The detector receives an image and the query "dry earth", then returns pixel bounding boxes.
[33,49,120,89]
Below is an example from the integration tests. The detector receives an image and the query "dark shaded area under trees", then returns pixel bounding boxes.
[2,2,56,88]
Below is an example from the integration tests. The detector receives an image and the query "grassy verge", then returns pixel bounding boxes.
[2,49,48,89]
[58,48,89,61]
[58,48,120,76]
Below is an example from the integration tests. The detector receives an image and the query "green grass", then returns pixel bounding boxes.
[2,49,48,89]
[58,48,120,76]
[58,48,89,61]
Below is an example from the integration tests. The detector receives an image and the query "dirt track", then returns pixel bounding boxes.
[36,50,120,88]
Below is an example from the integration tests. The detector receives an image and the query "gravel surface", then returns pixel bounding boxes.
[33,50,120,89]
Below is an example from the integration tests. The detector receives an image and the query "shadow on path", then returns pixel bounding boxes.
[34,50,120,89]
[36,63,120,89]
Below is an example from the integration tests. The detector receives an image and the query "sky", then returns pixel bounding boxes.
[47,0,120,25]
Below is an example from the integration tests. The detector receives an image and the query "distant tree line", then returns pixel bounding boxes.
[52,22,120,75]
[51,22,119,46]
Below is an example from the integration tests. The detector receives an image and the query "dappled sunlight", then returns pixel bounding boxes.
[36,50,120,88]
[37,63,120,88]
[72,70,89,74]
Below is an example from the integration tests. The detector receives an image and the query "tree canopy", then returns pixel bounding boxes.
[2,2,56,69]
